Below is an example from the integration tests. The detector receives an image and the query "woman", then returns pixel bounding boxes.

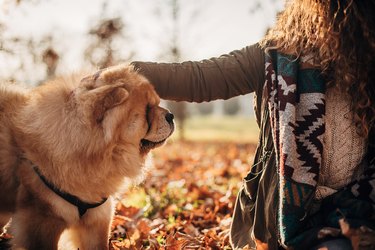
[132,0,375,249]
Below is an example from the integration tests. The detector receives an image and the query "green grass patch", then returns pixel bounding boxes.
[171,115,259,143]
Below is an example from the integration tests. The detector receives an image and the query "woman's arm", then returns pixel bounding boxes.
[131,43,265,102]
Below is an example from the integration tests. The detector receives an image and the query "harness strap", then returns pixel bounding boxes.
[33,166,107,217]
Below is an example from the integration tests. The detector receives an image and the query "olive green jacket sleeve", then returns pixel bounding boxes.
[131,43,265,102]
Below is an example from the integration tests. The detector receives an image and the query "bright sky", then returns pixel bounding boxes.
[0,0,283,84]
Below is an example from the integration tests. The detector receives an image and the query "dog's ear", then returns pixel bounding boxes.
[90,86,129,123]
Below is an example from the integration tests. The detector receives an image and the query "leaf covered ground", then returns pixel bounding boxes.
[110,141,256,250]
[0,141,256,249]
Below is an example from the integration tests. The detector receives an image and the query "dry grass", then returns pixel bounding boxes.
[171,115,259,143]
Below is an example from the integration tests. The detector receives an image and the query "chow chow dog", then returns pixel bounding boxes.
[0,64,174,249]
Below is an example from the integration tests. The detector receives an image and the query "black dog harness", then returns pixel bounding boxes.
[33,166,107,217]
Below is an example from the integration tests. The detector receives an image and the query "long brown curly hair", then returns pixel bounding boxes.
[260,0,375,137]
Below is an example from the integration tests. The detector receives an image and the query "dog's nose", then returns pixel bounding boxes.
[165,112,174,123]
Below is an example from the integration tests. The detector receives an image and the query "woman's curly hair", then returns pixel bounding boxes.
[261,0,375,137]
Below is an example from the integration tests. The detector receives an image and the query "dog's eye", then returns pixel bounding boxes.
[86,85,95,91]
[145,105,152,127]
[145,105,151,115]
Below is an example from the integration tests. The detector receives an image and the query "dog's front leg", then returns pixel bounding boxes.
[67,197,114,250]
[10,188,67,250]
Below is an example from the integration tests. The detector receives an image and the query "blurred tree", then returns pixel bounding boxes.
[197,102,214,115]
[42,47,59,79]
[0,32,60,83]
[151,0,280,127]
[155,0,210,140]
[85,17,123,68]
[0,0,281,94]
[27,36,60,81]
[223,98,240,116]
[84,2,135,69]
[0,0,138,83]
[0,0,61,83]
[165,0,187,141]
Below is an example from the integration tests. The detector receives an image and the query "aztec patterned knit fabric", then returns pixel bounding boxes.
[264,50,375,247]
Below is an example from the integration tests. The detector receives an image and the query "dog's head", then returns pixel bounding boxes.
[16,64,174,182]
[75,64,175,155]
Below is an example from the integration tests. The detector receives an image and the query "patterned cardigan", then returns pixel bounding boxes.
[231,50,375,249]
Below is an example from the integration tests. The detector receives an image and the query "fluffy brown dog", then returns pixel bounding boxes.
[0,64,174,249]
